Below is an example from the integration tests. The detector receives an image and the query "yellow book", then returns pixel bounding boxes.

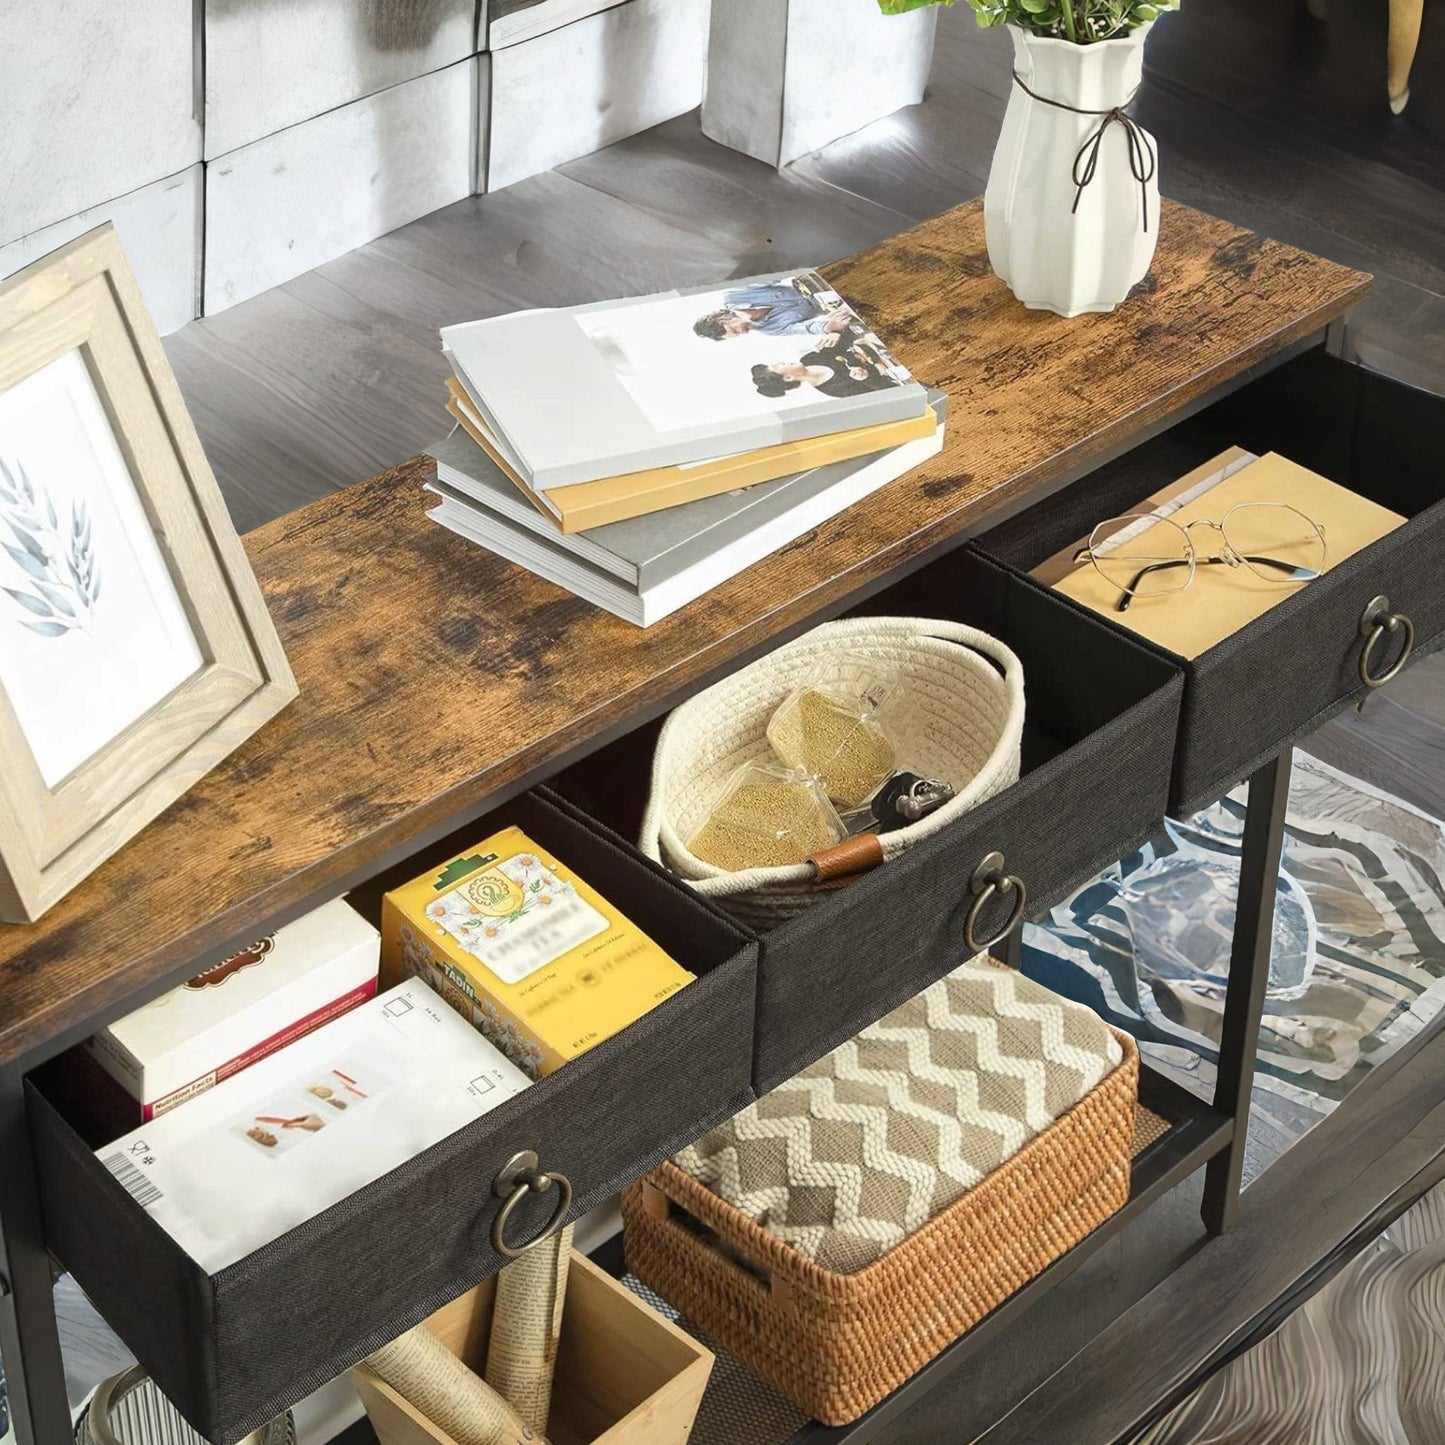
[445,378,937,533]
[1054,452,1405,660]
[381,826,693,1077]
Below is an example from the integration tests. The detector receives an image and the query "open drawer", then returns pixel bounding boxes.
[26,789,756,1445]
[554,548,1183,1093]
[976,349,1445,815]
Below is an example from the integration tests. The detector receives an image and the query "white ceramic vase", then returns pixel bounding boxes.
[985,24,1159,318]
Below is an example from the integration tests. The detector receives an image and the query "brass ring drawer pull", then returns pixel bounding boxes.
[1358,595,1416,690]
[491,1150,573,1259]
[964,851,1028,953]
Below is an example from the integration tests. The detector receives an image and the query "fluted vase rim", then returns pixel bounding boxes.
[1005,20,1155,50]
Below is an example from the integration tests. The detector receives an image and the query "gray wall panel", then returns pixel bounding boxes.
[204,60,478,313]
[780,0,938,164]
[489,0,625,49]
[486,0,709,191]
[704,0,938,169]
[0,0,201,242]
[0,168,202,335]
[204,0,481,158]
[700,1,789,167]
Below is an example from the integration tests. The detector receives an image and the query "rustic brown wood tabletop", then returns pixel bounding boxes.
[0,198,1368,1066]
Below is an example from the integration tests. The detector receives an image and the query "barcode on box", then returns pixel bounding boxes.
[102,1153,163,1208]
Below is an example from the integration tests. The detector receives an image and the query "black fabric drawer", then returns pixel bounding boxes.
[977,350,1445,815]
[553,549,1182,1094]
[27,789,756,1445]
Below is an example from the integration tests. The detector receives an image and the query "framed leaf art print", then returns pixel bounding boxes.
[0,226,297,923]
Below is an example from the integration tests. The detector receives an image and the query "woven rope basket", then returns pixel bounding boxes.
[639,617,1025,926]
[622,1030,1137,1427]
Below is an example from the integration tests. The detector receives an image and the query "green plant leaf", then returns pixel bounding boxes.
[21,618,70,637]
[950,0,1177,39]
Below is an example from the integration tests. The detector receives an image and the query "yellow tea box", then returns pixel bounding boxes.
[381,826,693,1076]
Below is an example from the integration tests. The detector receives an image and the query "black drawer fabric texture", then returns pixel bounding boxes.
[28,788,756,1444]
[554,547,1183,1094]
[976,350,1445,814]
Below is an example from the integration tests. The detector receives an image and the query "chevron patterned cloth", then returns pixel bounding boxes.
[674,959,1124,1272]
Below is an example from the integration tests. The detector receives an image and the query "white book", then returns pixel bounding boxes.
[97,983,530,1271]
[440,270,928,490]
[430,390,947,590]
[426,423,945,627]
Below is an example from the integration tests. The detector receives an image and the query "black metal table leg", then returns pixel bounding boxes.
[1201,752,1294,1236]
[0,1066,71,1445]
[997,922,1024,971]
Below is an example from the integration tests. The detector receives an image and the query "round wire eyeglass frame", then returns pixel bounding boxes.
[1071,503,1329,613]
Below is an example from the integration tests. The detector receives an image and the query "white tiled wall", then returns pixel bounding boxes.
[0,0,201,243]
[0,0,925,332]
[488,0,626,49]
[485,0,708,191]
[204,59,480,311]
[0,0,713,333]
[0,168,202,336]
[704,0,939,169]
[204,0,480,157]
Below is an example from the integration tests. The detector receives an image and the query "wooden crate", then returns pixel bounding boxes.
[352,1252,713,1445]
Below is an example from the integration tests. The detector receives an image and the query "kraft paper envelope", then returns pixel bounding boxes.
[1032,446,1256,587]
[1054,452,1405,660]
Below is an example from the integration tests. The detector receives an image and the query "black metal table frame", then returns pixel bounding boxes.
[0,324,1361,1445]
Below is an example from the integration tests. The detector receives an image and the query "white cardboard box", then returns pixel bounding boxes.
[98,982,531,1271]
[84,897,380,1125]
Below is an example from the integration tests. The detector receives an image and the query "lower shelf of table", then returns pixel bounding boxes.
[338,1064,1229,1445]
[577,1064,1230,1445]
[781,1066,1232,1445]
[336,1025,1445,1445]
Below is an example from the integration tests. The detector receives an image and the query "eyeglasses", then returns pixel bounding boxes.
[1072,503,1328,612]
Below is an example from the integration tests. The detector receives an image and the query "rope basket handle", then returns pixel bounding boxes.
[639,618,1026,890]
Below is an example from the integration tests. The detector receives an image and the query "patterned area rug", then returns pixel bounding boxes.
[1137,1181,1445,1444]
[1021,751,1445,1180]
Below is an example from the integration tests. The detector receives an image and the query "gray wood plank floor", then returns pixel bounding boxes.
[162,0,1445,535]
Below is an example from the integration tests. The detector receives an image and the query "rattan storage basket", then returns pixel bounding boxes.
[622,979,1137,1427]
[639,616,1025,927]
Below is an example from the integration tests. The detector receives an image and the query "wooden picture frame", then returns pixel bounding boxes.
[0,226,297,923]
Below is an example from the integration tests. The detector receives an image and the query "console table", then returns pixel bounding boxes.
[6,198,1433,1445]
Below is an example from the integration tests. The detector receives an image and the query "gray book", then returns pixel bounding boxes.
[439,270,928,491]
[425,394,946,627]
[428,388,946,587]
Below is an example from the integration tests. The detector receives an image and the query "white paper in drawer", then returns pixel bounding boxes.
[96,982,531,1271]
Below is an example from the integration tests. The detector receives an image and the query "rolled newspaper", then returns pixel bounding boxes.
[365,1323,549,1445]
[484,1226,575,1433]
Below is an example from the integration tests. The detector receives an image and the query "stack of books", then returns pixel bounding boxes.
[426,271,945,626]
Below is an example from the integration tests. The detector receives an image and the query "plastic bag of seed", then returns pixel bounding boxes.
[766,661,902,810]
[687,760,846,872]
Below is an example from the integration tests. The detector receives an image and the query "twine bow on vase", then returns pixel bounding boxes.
[1011,74,1158,234]
[983,23,1163,318]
